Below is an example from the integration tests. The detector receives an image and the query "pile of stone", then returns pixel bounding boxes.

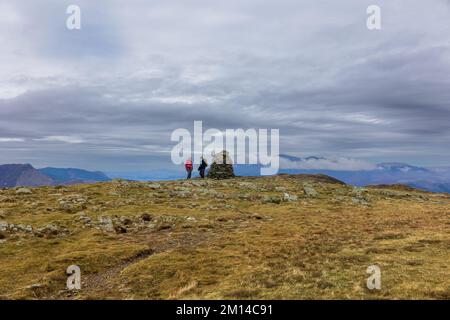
[207,150,235,179]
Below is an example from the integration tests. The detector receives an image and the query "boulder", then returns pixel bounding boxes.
[147,183,162,190]
[263,196,282,204]
[283,193,298,202]
[35,224,59,238]
[0,221,8,232]
[16,188,32,195]
[302,183,318,197]
[98,216,114,232]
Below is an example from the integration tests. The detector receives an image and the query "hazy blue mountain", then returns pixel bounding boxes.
[234,155,450,193]
[0,164,110,187]
[0,164,53,187]
[39,167,110,185]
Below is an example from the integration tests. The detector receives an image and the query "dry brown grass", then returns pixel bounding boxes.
[0,175,449,299]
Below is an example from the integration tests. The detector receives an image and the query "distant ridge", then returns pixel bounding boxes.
[40,167,110,185]
[0,164,110,187]
[0,164,53,187]
[234,155,450,193]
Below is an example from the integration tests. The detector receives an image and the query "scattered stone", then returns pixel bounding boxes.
[237,194,253,200]
[317,280,334,289]
[120,217,133,225]
[114,225,127,234]
[113,179,130,186]
[238,182,258,190]
[263,196,282,204]
[26,283,44,290]
[140,213,153,222]
[184,180,208,187]
[157,224,172,231]
[0,221,9,232]
[351,187,370,205]
[170,190,190,198]
[98,216,114,233]
[333,196,346,203]
[283,193,298,202]
[76,214,92,226]
[16,188,32,195]
[197,189,220,197]
[302,183,318,197]
[35,224,59,238]
[58,195,88,213]
[17,224,33,233]
[352,197,368,205]
[147,183,162,190]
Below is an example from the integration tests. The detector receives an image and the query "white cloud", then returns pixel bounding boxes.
[281,157,377,171]
[34,136,85,144]
[0,1,450,169]
[0,137,25,142]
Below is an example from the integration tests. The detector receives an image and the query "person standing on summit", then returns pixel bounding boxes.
[198,156,208,179]
[185,158,193,179]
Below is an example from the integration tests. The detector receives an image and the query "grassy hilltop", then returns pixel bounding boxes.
[0,174,449,299]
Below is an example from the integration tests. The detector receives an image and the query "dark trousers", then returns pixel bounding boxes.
[186,168,192,179]
[199,169,205,178]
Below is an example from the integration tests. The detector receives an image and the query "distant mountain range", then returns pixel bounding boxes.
[1,156,449,193]
[0,164,110,188]
[235,155,450,193]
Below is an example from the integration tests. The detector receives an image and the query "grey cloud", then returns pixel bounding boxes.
[0,0,450,169]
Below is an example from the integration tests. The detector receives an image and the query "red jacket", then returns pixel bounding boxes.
[185,160,193,170]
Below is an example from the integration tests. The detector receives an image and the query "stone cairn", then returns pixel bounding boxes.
[207,150,235,179]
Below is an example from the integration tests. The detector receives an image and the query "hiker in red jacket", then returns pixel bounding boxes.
[185,158,193,179]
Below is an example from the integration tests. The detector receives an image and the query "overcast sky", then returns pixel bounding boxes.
[0,0,449,171]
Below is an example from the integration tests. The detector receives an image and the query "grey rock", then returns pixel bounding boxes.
[147,183,162,190]
[302,183,318,197]
[35,224,59,237]
[283,193,298,202]
[238,182,258,190]
[170,190,190,198]
[58,195,88,213]
[16,188,32,195]
[98,216,115,232]
[263,196,282,204]
[0,221,8,231]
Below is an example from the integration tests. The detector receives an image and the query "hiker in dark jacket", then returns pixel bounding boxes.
[198,157,208,178]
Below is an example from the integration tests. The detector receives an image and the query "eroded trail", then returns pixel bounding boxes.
[64,215,253,299]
